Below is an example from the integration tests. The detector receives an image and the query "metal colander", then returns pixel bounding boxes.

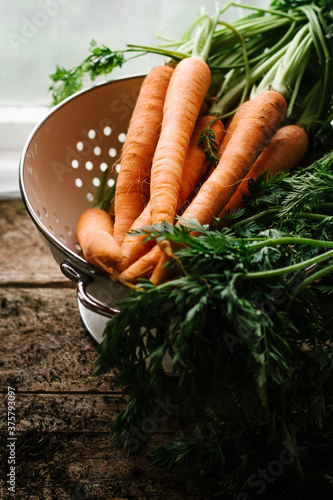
[19,74,145,323]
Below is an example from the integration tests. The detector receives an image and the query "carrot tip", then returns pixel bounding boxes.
[112,269,145,291]
[93,257,113,275]
[158,239,174,258]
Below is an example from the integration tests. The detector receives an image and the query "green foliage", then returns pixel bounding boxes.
[93,151,333,498]
[49,64,85,107]
[49,40,129,106]
[270,0,332,10]
[48,1,333,140]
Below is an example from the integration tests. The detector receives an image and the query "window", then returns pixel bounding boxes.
[1,0,267,196]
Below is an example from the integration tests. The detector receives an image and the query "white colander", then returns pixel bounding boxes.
[19,74,146,340]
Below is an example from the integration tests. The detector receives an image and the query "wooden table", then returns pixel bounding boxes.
[0,199,207,499]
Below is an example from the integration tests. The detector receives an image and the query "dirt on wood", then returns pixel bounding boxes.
[0,199,209,500]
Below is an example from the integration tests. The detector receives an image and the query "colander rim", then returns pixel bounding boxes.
[18,72,147,275]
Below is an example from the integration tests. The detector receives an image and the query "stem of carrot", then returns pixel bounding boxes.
[210,44,288,115]
[299,5,331,123]
[192,5,221,61]
[284,263,333,313]
[248,236,333,252]
[242,249,333,280]
[231,209,332,228]
[216,20,250,106]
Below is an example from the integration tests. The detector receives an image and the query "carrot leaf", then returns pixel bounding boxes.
[94,147,333,497]
[198,128,220,167]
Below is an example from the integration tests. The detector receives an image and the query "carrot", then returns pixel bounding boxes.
[178,116,225,208]
[118,202,156,271]
[149,57,212,233]
[219,124,309,222]
[119,115,225,271]
[120,243,161,282]
[149,251,171,285]
[113,65,174,245]
[76,208,122,270]
[175,90,287,227]
[150,89,288,285]
[200,100,254,187]
[217,100,253,158]
[123,90,288,286]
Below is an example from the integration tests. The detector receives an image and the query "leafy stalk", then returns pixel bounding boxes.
[285,262,333,312]
[49,0,331,144]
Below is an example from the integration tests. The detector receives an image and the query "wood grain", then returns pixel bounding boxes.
[0,200,70,286]
[0,199,206,500]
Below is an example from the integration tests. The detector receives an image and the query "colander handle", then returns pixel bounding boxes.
[60,262,120,318]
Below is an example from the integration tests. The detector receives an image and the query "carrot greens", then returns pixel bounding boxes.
[94,149,333,498]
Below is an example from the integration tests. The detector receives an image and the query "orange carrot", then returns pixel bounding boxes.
[120,243,161,282]
[195,100,254,200]
[149,57,211,233]
[199,100,209,117]
[118,202,156,271]
[113,65,174,245]
[178,116,225,208]
[150,89,288,285]
[150,252,171,285]
[217,100,253,158]
[176,90,287,228]
[219,124,309,222]
[151,125,308,285]
[119,115,225,271]
[76,208,122,270]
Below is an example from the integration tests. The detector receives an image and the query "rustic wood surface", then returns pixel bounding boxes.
[0,199,208,500]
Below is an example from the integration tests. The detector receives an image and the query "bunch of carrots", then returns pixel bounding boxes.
[75,2,332,288]
[76,64,308,286]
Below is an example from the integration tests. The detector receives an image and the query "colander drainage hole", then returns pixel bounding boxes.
[103,126,111,136]
[72,159,79,169]
[92,177,100,187]
[64,226,71,235]
[59,235,66,243]
[115,164,121,173]
[88,129,96,139]
[86,192,94,202]
[75,178,83,188]
[94,146,101,156]
[100,162,108,172]
[76,141,84,151]
[108,148,117,158]
[85,161,93,170]
[42,206,48,217]
[107,179,115,187]
[118,133,126,143]
[53,213,59,223]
